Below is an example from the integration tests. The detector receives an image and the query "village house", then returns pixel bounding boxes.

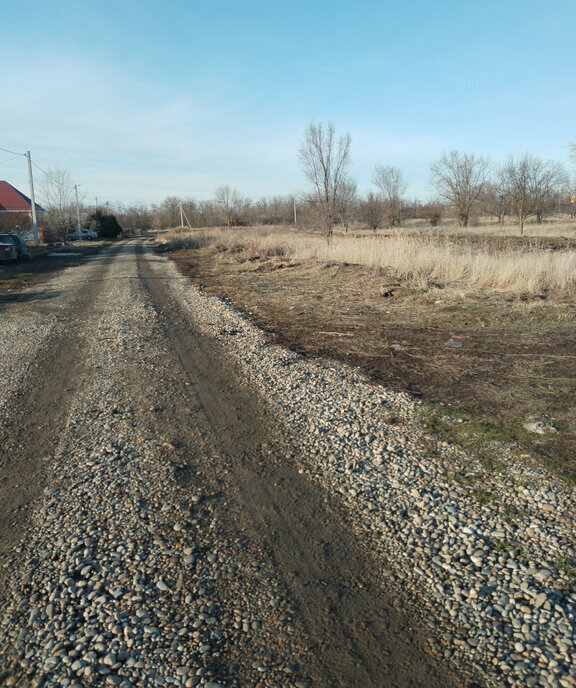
[0,180,45,240]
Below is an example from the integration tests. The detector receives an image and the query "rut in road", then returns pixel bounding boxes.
[137,243,462,688]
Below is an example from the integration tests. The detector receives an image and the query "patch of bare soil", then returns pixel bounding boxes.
[0,252,87,291]
[169,240,576,484]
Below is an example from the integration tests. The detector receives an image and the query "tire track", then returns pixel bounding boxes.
[0,246,125,599]
[137,243,462,688]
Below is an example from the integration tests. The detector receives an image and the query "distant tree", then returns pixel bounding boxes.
[299,121,353,242]
[430,151,490,227]
[422,201,444,227]
[87,209,122,238]
[117,203,152,235]
[179,198,198,228]
[359,192,384,231]
[253,195,295,225]
[480,181,510,226]
[159,196,182,228]
[40,167,76,242]
[372,165,407,227]
[337,180,358,232]
[400,198,425,221]
[498,154,568,234]
[197,200,219,228]
[214,185,243,228]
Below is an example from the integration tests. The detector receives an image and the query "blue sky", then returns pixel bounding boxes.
[1,0,575,207]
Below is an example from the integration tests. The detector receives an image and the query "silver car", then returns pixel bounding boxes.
[0,233,28,261]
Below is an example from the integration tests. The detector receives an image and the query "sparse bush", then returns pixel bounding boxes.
[422,202,443,227]
[157,231,212,252]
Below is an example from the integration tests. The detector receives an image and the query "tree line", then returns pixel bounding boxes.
[35,122,575,241]
[298,122,572,240]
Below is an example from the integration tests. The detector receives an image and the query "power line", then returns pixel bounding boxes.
[0,146,24,156]
[0,149,61,183]
[0,154,25,166]
[31,161,80,191]
[32,160,51,177]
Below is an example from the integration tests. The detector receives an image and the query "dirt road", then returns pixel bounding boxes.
[0,241,463,687]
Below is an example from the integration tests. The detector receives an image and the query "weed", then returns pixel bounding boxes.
[418,403,530,477]
[471,487,494,505]
[517,548,531,565]
[555,556,576,577]
[492,538,514,553]
[500,503,528,521]
[554,557,576,593]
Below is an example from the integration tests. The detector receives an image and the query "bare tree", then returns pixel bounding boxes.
[337,180,357,232]
[480,181,510,226]
[422,201,444,227]
[214,185,242,228]
[430,151,490,228]
[298,121,352,241]
[40,168,76,242]
[499,154,567,234]
[116,203,152,236]
[159,196,182,228]
[372,165,407,227]
[359,192,384,232]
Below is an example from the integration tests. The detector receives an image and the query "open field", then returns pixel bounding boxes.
[161,223,576,484]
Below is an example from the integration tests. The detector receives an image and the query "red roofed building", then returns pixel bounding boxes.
[0,180,45,239]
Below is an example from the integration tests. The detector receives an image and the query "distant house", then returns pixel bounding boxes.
[0,180,45,239]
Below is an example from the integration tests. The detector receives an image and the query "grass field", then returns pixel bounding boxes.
[162,222,576,484]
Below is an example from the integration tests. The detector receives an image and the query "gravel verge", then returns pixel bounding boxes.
[165,249,576,688]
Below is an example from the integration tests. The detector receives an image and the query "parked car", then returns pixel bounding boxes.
[0,240,16,261]
[0,233,29,261]
[67,229,98,241]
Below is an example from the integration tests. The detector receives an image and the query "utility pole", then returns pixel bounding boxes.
[180,201,184,228]
[74,184,82,231]
[293,197,297,225]
[181,206,192,231]
[26,151,39,246]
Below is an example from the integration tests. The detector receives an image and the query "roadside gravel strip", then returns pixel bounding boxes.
[0,239,574,687]
[165,246,576,688]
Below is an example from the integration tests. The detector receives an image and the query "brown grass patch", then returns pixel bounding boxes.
[164,227,576,484]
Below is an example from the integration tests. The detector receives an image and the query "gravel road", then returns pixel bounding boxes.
[0,240,574,688]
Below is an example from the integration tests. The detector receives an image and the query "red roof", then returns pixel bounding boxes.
[0,180,44,212]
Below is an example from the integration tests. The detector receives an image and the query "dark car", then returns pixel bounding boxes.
[67,229,98,241]
[0,233,29,261]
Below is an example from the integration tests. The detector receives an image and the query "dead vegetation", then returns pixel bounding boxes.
[159,223,576,296]
[160,224,576,484]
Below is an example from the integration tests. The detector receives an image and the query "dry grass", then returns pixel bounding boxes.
[165,234,576,484]
[160,223,576,297]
